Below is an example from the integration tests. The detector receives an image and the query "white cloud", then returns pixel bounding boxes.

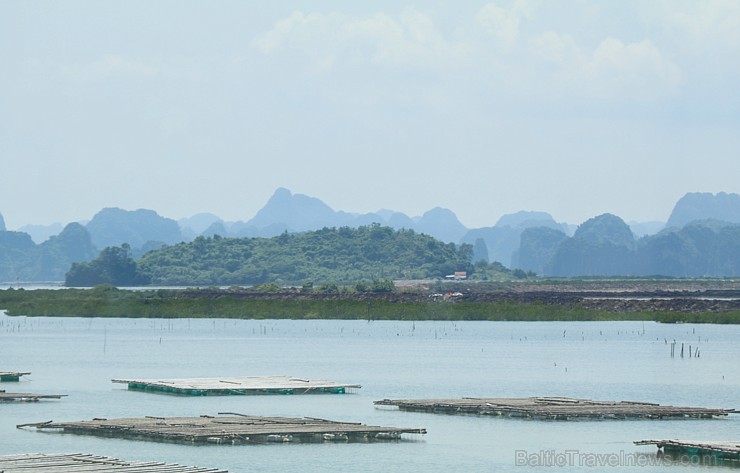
[656,0,740,79]
[476,0,535,48]
[251,11,333,56]
[584,37,682,98]
[350,10,460,66]
[251,9,469,69]
[665,0,740,47]
[527,32,682,100]
[529,31,581,65]
[251,4,687,103]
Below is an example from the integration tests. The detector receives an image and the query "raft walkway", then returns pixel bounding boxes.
[374,397,737,420]
[0,371,30,382]
[19,413,427,444]
[636,440,740,463]
[0,453,227,472]
[112,375,361,396]
[0,391,65,402]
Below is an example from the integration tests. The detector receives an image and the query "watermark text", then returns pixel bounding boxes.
[514,449,725,467]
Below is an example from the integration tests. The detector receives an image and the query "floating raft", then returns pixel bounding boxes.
[0,371,30,382]
[0,390,65,402]
[112,375,361,396]
[0,453,227,472]
[374,397,737,420]
[636,440,740,463]
[20,413,427,445]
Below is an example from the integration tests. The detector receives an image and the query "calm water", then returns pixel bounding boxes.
[1,312,738,472]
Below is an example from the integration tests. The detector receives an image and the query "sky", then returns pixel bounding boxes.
[1,0,739,230]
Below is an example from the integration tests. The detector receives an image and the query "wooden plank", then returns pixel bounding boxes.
[19,414,426,445]
[111,375,361,396]
[375,397,737,420]
[0,371,31,382]
[0,391,65,402]
[635,439,740,462]
[0,453,228,472]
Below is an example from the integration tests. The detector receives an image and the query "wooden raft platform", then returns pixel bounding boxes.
[636,440,740,462]
[112,375,361,396]
[0,371,30,382]
[19,413,427,445]
[0,390,65,402]
[374,397,737,420]
[0,453,227,472]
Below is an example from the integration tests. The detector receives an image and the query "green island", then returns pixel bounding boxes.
[63,225,528,287]
[2,279,739,324]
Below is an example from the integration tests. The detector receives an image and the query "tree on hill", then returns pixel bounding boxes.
[65,244,150,287]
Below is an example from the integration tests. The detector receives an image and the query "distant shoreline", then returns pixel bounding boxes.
[1,280,739,323]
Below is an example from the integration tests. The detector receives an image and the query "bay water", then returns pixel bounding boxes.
[1,312,738,471]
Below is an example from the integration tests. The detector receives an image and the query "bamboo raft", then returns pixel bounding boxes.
[0,390,65,402]
[19,413,427,445]
[374,397,737,420]
[636,440,740,463]
[0,371,30,382]
[0,453,227,472]
[112,375,361,396]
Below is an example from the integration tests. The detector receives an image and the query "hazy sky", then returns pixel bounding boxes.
[2,1,739,230]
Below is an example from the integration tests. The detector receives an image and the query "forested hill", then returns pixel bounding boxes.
[137,225,474,286]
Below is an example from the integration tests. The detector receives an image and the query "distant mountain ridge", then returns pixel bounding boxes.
[414,207,468,244]
[247,187,345,232]
[178,213,222,238]
[0,223,96,282]
[667,192,740,228]
[545,214,636,277]
[461,211,569,267]
[3,190,740,282]
[514,213,740,277]
[19,223,64,244]
[86,208,183,250]
[179,188,470,245]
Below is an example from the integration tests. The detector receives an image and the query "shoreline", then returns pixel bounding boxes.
[1,281,739,323]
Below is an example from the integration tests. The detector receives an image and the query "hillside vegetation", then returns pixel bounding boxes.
[135,224,479,286]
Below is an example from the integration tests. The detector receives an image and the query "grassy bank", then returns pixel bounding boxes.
[0,287,738,323]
